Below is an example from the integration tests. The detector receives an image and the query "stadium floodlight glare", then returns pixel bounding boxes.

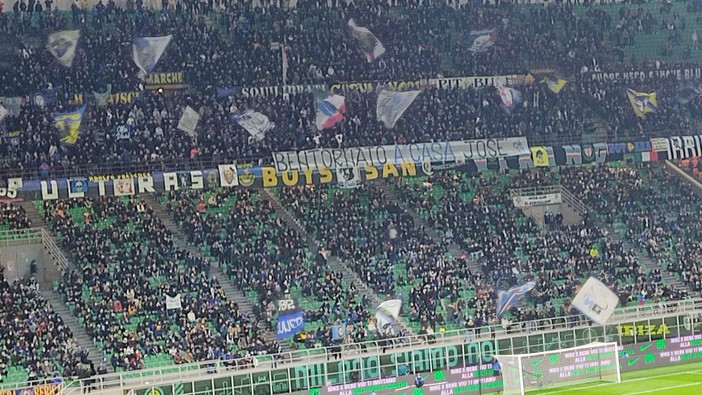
[498,341,621,394]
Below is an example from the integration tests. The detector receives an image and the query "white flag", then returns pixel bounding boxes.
[47,30,80,67]
[571,277,620,325]
[376,90,421,129]
[233,110,275,141]
[165,294,182,310]
[348,19,386,62]
[177,106,200,138]
[376,299,402,329]
[132,35,173,77]
[0,104,7,123]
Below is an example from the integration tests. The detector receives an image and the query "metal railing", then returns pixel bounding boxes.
[41,227,69,272]
[559,185,590,215]
[4,297,687,395]
[0,228,42,245]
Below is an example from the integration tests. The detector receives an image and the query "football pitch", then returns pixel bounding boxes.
[531,361,702,394]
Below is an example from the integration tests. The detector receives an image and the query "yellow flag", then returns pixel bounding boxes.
[531,146,549,167]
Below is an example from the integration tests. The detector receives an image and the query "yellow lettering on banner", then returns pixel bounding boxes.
[281,171,298,187]
[382,164,400,178]
[656,324,670,335]
[364,165,379,181]
[73,93,83,104]
[0,390,15,395]
[303,168,314,185]
[400,162,417,176]
[319,168,333,183]
[34,384,60,395]
[262,167,278,187]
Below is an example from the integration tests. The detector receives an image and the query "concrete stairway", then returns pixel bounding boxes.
[262,189,416,337]
[375,180,483,276]
[139,195,284,349]
[18,200,65,285]
[41,289,111,372]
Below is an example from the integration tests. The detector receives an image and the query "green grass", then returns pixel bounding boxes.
[531,361,702,394]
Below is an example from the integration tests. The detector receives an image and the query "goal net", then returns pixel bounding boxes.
[498,341,621,394]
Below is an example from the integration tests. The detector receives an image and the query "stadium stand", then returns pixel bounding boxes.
[38,197,273,371]
[0,277,88,385]
[0,202,31,231]
[159,188,384,349]
[560,164,699,295]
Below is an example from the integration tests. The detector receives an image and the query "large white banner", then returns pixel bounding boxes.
[571,277,620,325]
[512,193,562,207]
[273,137,529,171]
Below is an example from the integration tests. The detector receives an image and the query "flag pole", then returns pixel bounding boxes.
[281,40,288,86]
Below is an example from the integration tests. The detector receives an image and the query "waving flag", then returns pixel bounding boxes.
[47,30,80,67]
[468,29,497,54]
[0,104,7,123]
[571,277,619,325]
[626,88,657,118]
[132,35,173,77]
[177,106,200,138]
[376,299,402,330]
[53,105,86,145]
[348,19,386,62]
[496,281,536,318]
[497,85,523,114]
[93,85,112,106]
[377,90,421,129]
[277,298,305,340]
[233,110,275,141]
[542,77,568,94]
[315,91,346,130]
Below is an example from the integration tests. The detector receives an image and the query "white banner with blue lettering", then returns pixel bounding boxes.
[571,276,619,325]
[273,137,530,171]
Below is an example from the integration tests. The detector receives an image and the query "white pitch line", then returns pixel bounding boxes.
[626,382,702,395]
[537,370,702,394]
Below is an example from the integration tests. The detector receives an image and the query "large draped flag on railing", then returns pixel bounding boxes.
[497,85,523,114]
[47,30,80,67]
[315,90,346,130]
[348,19,386,62]
[376,299,402,330]
[233,110,275,141]
[496,281,536,318]
[277,298,305,340]
[626,88,657,118]
[53,105,86,145]
[468,29,497,54]
[132,35,173,78]
[571,277,619,325]
[377,89,421,128]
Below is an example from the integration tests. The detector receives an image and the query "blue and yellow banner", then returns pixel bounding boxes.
[53,105,86,145]
[626,88,657,118]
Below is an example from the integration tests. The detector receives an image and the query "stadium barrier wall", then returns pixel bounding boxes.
[25,300,699,395]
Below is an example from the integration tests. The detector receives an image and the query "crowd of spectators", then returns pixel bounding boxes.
[2,1,702,179]
[161,187,381,348]
[0,202,31,230]
[41,196,274,371]
[0,277,89,384]
[560,163,700,294]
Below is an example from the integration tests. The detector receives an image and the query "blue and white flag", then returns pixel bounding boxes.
[468,29,497,54]
[497,85,523,114]
[276,298,305,340]
[377,90,421,129]
[47,30,80,67]
[232,110,275,141]
[496,281,536,318]
[348,19,386,62]
[132,35,173,78]
[69,177,88,194]
[53,105,86,145]
[34,85,59,108]
[93,85,112,106]
[376,299,402,329]
[571,277,619,325]
[315,91,346,130]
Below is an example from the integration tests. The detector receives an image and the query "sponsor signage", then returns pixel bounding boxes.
[272,138,530,172]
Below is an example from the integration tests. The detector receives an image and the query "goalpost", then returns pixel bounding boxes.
[498,341,621,395]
